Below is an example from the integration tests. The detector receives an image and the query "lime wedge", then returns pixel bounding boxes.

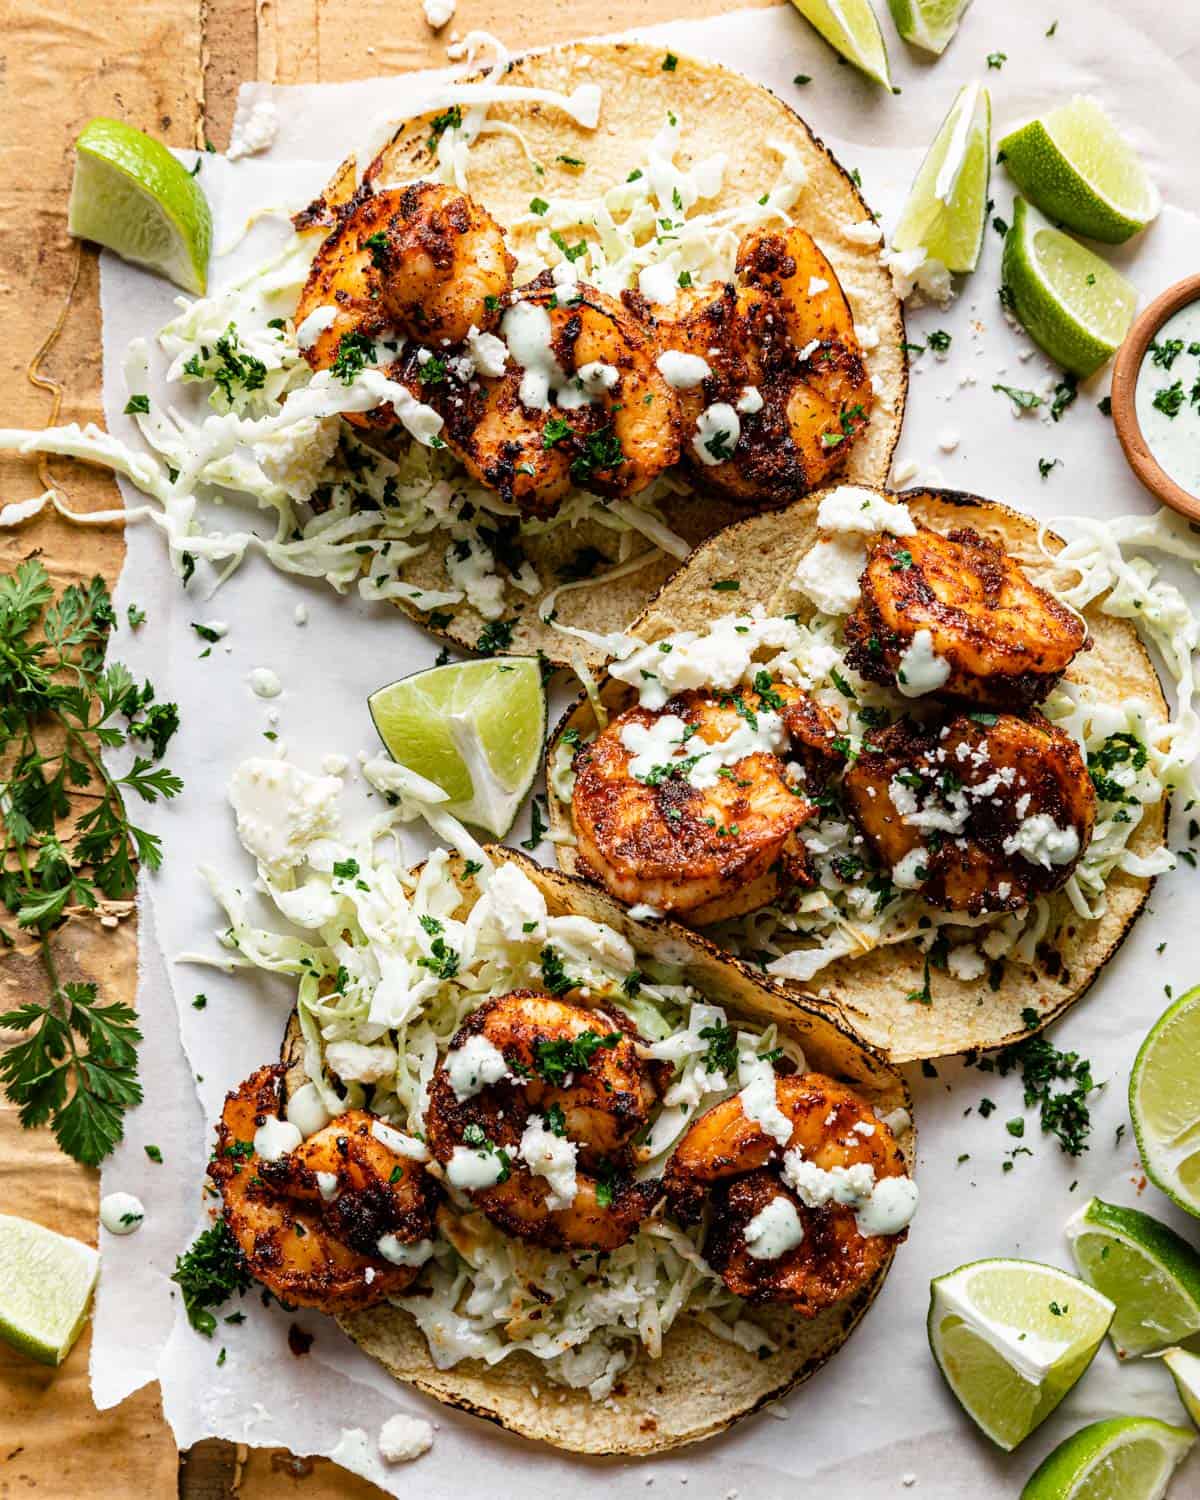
[1163,1347,1200,1428]
[0,1213,99,1366]
[1131,985,1200,1218]
[368,658,546,837]
[928,1257,1114,1451]
[1065,1197,1200,1357]
[999,96,1160,245]
[68,118,212,295]
[1001,196,1137,379]
[788,0,893,89]
[1020,1416,1194,1500]
[892,81,991,274]
[886,0,973,55]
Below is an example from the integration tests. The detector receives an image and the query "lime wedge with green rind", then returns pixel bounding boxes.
[1163,1347,1200,1429]
[892,81,991,274]
[1065,1197,1200,1357]
[1020,1416,1194,1500]
[68,117,212,294]
[999,96,1160,245]
[788,0,893,89]
[1001,196,1138,378]
[928,1257,1114,1451]
[0,1213,99,1366]
[1130,985,1200,1219]
[368,657,546,838]
[886,0,973,55]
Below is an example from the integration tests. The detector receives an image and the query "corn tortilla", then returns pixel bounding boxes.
[338,40,906,665]
[279,847,914,1453]
[545,487,1169,1062]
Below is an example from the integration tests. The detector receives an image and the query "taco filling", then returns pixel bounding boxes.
[0,37,902,663]
[199,757,915,1409]
[550,485,1189,992]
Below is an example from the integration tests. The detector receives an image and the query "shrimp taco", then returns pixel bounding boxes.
[204,762,915,1454]
[282,37,906,667]
[544,485,1179,1062]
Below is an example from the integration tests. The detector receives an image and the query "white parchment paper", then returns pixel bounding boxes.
[87,4,1200,1494]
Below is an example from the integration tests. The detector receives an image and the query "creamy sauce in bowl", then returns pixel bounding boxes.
[1134,299,1200,497]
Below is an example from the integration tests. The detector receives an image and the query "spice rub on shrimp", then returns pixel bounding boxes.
[841,712,1096,915]
[398,274,682,519]
[843,526,1087,709]
[209,1066,437,1312]
[294,180,516,424]
[652,226,873,506]
[425,991,662,1252]
[571,682,841,924]
[664,1071,914,1315]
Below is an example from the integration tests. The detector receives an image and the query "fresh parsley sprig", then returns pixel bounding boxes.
[0,561,182,1165]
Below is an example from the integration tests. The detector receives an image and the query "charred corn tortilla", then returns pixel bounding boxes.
[545,488,1169,1063]
[279,848,913,1455]
[340,40,906,667]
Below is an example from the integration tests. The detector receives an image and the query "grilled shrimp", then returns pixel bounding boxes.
[841,712,1096,915]
[652,226,873,506]
[424,992,662,1252]
[297,181,514,355]
[571,682,841,924]
[663,1072,911,1314]
[844,526,1087,709]
[209,1066,437,1312]
[398,274,682,519]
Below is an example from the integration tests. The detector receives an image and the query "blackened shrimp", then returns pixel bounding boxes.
[399,275,682,519]
[843,526,1087,710]
[663,1072,913,1315]
[571,682,841,924]
[652,226,873,506]
[840,711,1096,914]
[209,1066,437,1312]
[424,991,662,1252]
[297,181,515,358]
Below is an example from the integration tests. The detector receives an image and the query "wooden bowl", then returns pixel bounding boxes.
[1111,271,1200,522]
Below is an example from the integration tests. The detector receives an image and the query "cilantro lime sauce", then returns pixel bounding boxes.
[1135,301,1200,496]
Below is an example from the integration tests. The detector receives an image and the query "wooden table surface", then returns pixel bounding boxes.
[0,1,775,1495]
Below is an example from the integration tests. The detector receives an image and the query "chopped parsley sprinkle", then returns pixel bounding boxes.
[704,428,737,462]
[529,197,549,216]
[712,579,740,592]
[926,330,952,353]
[534,1027,621,1084]
[1153,381,1185,418]
[993,383,1042,411]
[331,330,376,384]
[124,394,150,415]
[662,52,678,71]
[986,51,1007,68]
[1038,457,1061,480]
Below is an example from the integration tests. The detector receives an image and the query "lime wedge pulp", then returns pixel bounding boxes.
[928,1257,1114,1451]
[0,1213,99,1366]
[68,118,212,295]
[1065,1197,1200,1357]
[1001,196,1137,379]
[1020,1416,1194,1500]
[891,81,992,274]
[1163,1347,1200,1428]
[1130,985,1200,1218]
[999,96,1160,245]
[368,657,546,838]
[886,0,973,56]
[788,0,893,89]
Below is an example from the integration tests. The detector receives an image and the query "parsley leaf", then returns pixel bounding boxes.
[0,563,182,1165]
